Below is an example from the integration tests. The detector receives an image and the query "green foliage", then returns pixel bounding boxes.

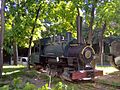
[38,84,49,90]
[41,1,78,38]
[4,0,120,52]
[23,70,38,78]
[23,82,37,90]
[12,77,23,89]
[0,77,74,90]
[52,82,68,90]
[5,0,47,48]
[0,85,9,90]
[95,0,120,37]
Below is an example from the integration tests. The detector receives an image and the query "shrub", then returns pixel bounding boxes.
[0,77,74,90]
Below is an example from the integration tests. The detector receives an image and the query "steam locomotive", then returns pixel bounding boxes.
[31,13,103,81]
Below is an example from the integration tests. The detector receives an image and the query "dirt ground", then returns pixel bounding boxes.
[94,71,120,90]
[14,69,120,90]
[25,71,120,90]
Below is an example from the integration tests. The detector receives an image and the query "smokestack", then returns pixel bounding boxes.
[66,32,72,42]
[58,35,61,43]
[76,8,82,44]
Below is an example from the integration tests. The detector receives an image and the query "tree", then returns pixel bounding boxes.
[87,0,96,45]
[42,1,80,37]
[0,0,5,77]
[27,1,41,69]
[95,0,119,64]
[3,0,120,67]
[4,0,46,65]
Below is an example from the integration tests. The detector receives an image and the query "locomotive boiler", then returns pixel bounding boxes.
[31,10,103,81]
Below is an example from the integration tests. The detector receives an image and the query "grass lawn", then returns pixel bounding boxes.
[0,65,119,90]
[2,65,25,75]
[96,65,119,75]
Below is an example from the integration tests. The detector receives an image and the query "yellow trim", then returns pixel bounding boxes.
[81,46,95,55]
[85,50,92,59]
[70,44,79,46]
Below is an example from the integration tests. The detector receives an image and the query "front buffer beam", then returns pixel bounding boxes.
[71,69,103,80]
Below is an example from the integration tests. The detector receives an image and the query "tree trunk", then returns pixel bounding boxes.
[88,0,96,45]
[27,4,41,69]
[99,22,106,65]
[13,40,18,65]
[99,38,104,65]
[0,0,5,77]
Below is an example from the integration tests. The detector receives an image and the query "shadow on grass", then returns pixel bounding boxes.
[1,66,39,81]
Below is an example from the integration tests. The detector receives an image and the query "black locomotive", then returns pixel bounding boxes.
[31,12,103,81]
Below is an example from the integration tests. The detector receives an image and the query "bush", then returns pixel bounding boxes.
[0,77,74,90]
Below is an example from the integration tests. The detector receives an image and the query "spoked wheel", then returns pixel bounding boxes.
[110,56,120,70]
